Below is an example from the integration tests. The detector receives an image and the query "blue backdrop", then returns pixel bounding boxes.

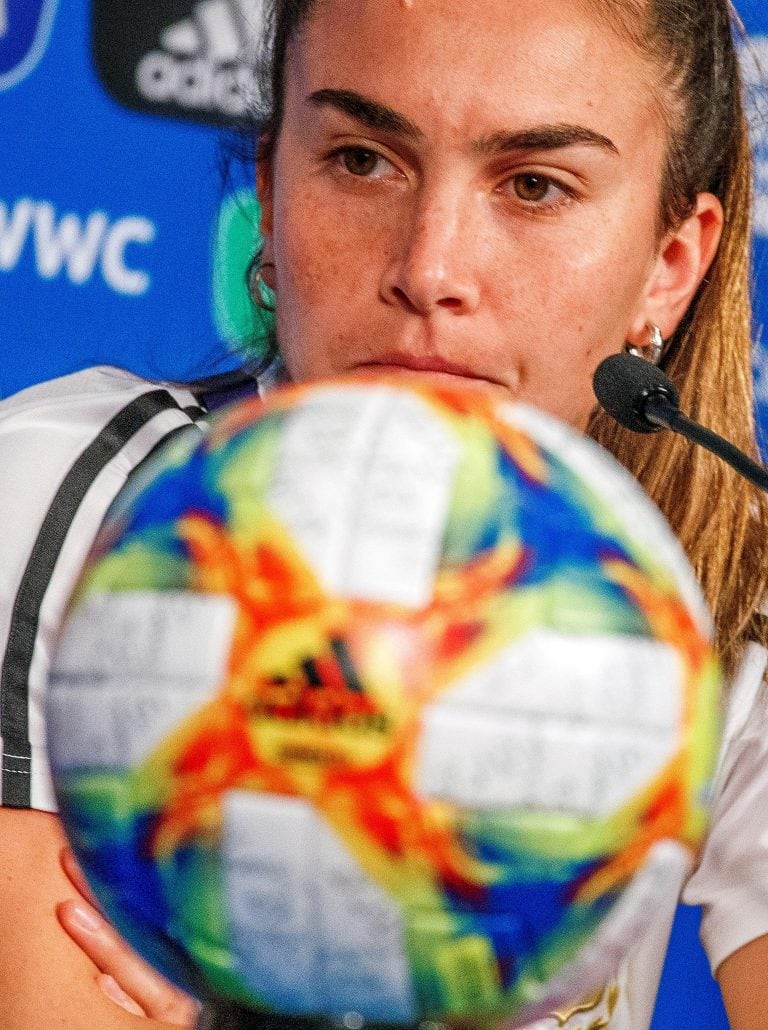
[3,2,768,1025]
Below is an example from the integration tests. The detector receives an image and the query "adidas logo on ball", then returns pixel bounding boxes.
[135,0,266,120]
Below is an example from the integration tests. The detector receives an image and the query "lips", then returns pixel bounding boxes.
[354,355,507,392]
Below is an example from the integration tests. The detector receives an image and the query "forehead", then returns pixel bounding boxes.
[287,0,661,140]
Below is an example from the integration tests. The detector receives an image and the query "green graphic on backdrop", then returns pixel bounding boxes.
[212,188,274,362]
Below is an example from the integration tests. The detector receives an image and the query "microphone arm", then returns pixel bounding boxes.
[642,391,768,493]
[592,352,768,494]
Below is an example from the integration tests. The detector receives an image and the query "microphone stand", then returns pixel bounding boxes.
[592,352,768,495]
[643,392,768,494]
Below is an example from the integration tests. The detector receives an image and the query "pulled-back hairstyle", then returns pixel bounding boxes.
[584,0,768,679]
[251,0,768,678]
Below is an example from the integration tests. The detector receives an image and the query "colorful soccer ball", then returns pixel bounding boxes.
[48,377,719,1027]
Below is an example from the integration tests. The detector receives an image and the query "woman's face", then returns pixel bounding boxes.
[259,0,712,429]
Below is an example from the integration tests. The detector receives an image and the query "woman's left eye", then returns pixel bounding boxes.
[505,172,572,207]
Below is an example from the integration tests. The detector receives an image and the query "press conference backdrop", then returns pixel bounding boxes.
[2,1,767,1025]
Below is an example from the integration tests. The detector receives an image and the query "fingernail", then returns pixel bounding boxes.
[99,975,128,1003]
[98,975,145,1016]
[68,901,103,933]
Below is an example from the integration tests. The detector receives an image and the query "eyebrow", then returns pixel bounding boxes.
[307,88,619,157]
[308,89,424,141]
[474,125,619,157]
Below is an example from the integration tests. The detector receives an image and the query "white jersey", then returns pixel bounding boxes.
[0,366,205,811]
[1,367,765,1027]
[683,641,768,972]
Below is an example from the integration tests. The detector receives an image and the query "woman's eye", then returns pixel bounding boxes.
[508,172,570,207]
[337,148,392,178]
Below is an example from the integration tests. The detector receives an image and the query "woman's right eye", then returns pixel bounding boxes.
[334,147,395,179]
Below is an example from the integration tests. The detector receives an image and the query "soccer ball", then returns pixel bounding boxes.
[48,377,719,1027]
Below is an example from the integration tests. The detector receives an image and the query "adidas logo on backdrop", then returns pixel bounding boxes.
[93,0,267,126]
[137,0,267,119]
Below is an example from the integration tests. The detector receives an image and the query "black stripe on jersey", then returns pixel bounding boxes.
[1,390,203,809]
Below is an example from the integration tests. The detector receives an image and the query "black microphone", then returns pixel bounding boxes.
[593,352,768,493]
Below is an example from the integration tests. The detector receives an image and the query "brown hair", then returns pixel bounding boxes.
[254,0,768,678]
[584,0,768,678]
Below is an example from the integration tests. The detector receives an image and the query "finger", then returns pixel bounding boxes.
[57,899,200,1026]
[98,974,147,1017]
[59,846,101,910]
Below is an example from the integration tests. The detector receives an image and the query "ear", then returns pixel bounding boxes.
[626,192,724,348]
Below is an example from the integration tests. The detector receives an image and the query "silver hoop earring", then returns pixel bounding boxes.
[248,261,276,313]
[625,323,664,366]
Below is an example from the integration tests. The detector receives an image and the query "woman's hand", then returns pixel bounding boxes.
[57,847,200,1026]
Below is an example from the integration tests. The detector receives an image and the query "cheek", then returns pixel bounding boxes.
[272,196,350,376]
[271,182,397,376]
[519,219,655,345]
[275,191,345,308]
[499,226,656,426]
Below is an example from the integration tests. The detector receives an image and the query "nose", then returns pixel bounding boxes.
[380,185,482,317]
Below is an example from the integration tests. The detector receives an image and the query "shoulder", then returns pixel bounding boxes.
[0,365,205,595]
[0,367,206,812]
[0,364,202,426]
[0,365,204,524]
